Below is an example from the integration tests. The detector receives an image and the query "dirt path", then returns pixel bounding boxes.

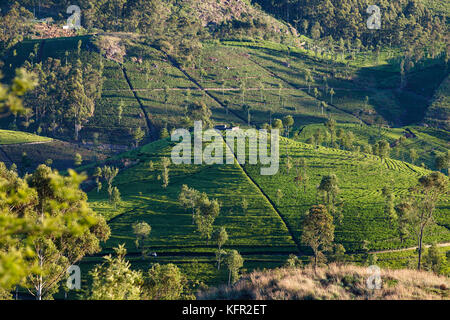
[371,242,450,255]
[103,86,377,93]
[0,140,53,147]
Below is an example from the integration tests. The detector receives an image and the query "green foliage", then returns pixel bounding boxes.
[178,184,201,223]
[318,174,341,222]
[133,127,145,147]
[142,263,187,300]
[225,250,244,285]
[373,140,390,160]
[424,75,450,131]
[253,0,445,48]
[0,3,33,54]
[74,153,82,166]
[87,139,296,264]
[88,245,143,300]
[0,129,51,144]
[132,221,151,250]
[435,150,450,175]
[214,227,228,270]
[402,172,449,270]
[0,68,37,116]
[245,137,449,253]
[301,205,335,268]
[423,243,447,274]
[111,186,121,208]
[328,244,346,264]
[20,53,103,141]
[285,254,303,268]
[0,163,110,299]
[194,193,220,245]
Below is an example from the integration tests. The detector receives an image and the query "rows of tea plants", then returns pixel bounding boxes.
[244,138,450,252]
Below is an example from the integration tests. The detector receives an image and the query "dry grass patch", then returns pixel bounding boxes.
[198,264,450,300]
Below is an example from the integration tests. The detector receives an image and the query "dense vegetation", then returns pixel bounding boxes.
[0,0,448,301]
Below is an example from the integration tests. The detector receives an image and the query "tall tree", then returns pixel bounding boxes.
[133,127,145,147]
[214,227,228,270]
[194,193,220,245]
[178,185,201,224]
[102,166,119,200]
[224,250,244,285]
[132,222,151,250]
[1,164,110,300]
[282,115,294,138]
[301,205,335,269]
[318,174,342,223]
[66,59,95,141]
[324,118,336,147]
[142,263,187,300]
[408,173,448,270]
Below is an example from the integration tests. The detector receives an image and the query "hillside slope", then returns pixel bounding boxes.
[424,75,450,131]
[245,137,450,252]
[198,264,450,300]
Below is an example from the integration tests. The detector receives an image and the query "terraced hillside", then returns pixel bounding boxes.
[244,138,450,252]
[78,134,449,287]
[295,123,450,171]
[82,138,297,286]
[4,35,448,148]
[221,40,448,126]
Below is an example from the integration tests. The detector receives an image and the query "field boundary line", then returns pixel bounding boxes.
[121,65,158,141]
[223,140,303,254]
[152,46,250,126]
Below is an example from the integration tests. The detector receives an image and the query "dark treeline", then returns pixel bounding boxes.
[252,0,447,48]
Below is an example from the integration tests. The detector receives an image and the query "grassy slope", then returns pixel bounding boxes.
[222,40,448,126]
[88,138,296,253]
[81,135,450,288]
[295,123,450,171]
[173,41,359,126]
[422,0,450,16]
[81,138,296,287]
[1,36,148,145]
[0,129,52,144]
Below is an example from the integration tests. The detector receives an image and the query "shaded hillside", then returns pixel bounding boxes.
[424,75,450,131]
